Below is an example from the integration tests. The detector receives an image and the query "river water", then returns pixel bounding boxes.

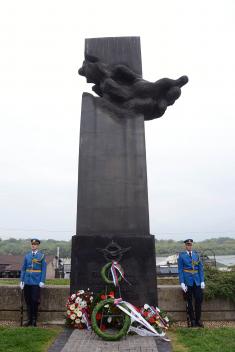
[156,255,235,266]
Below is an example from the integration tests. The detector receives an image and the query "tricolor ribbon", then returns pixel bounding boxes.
[82,308,91,330]
[111,261,121,286]
[114,299,167,338]
[110,261,131,287]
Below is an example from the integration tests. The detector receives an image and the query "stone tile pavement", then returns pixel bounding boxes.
[48,329,172,352]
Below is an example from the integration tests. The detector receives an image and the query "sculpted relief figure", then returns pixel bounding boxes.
[79,55,188,120]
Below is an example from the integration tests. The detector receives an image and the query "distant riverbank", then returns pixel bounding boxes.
[156,255,235,266]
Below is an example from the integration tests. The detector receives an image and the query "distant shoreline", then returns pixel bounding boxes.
[156,254,235,266]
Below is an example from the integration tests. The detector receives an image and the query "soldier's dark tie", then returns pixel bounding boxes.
[189,251,192,258]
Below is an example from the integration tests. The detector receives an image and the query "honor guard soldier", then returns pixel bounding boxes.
[20,238,47,326]
[178,239,205,327]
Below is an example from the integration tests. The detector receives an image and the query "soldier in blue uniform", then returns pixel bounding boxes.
[178,239,205,327]
[20,238,47,326]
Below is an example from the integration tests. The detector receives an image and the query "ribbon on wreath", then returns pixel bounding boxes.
[111,261,122,286]
[111,261,131,287]
[82,308,91,330]
[114,299,168,338]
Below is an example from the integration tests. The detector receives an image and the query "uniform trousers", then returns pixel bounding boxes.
[24,285,41,321]
[186,283,203,322]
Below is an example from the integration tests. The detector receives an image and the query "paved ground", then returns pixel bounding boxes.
[48,329,172,352]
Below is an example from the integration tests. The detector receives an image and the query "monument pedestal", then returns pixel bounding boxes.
[70,234,157,306]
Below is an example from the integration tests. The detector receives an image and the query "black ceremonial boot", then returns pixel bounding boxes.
[191,320,197,327]
[196,320,204,328]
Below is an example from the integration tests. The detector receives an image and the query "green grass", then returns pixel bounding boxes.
[0,279,70,285]
[169,327,235,352]
[0,327,61,352]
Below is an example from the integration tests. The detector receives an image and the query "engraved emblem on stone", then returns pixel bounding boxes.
[97,240,131,262]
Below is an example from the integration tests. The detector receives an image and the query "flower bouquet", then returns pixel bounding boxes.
[139,304,170,334]
[66,289,93,329]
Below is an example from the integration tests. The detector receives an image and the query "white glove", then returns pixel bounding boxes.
[20,282,24,290]
[39,282,45,288]
[201,282,205,289]
[181,283,188,293]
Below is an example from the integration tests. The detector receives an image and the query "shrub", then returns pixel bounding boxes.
[204,266,235,302]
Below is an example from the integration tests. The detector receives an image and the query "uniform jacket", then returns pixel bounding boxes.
[178,250,204,286]
[20,251,47,285]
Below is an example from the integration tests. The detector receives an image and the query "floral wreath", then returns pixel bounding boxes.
[65,261,171,341]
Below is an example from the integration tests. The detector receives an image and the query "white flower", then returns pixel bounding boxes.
[71,294,76,300]
[164,316,169,322]
[104,304,109,308]
[80,301,87,308]
[107,317,112,323]
[90,296,93,302]
[75,297,82,304]
[69,304,75,311]
[67,310,71,315]
[70,314,76,320]
[77,311,82,317]
[78,290,84,294]
[144,304,149,310]
[75,318,81,324]
[81,317,85,323]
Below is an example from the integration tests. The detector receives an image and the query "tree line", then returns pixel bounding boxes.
[155,237,235,256]
[0,237,235,257]
[0,238,71,257]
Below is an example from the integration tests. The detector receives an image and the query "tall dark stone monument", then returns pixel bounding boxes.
[70,37,188,306]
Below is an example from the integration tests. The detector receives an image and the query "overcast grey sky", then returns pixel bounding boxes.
[0,1,235,241]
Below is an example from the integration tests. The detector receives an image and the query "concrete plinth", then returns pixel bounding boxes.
[70,234,157,306]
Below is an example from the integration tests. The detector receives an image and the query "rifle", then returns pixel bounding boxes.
[182,291,190,327]
[20,289,24,327]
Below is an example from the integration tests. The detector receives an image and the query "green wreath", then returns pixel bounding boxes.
[101,262,123,285]
[91,298,131,341]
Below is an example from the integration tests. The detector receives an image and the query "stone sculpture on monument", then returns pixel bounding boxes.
[70,37,188,306]
[79,54,188,120]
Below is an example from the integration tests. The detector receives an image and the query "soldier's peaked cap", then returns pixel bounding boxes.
[184,239,193,244]
[31,238,40,245]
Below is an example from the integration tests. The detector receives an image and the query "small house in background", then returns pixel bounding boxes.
[0,255,57,279]
[0,255,22,278]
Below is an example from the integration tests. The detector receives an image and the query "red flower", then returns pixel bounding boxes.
[100,324,106,331]
[149,317,155,324]
[96,313,102,320]
[143,311,148,317]
[101,295,107,300]
[108,291,114,298]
